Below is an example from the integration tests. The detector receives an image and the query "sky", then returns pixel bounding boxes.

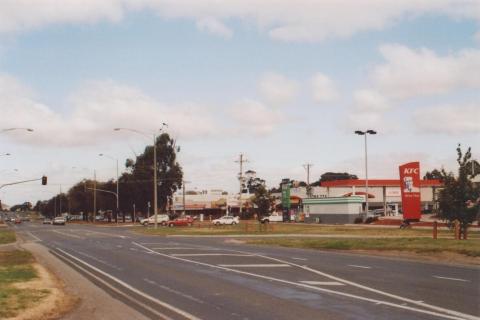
[1,0,479,206]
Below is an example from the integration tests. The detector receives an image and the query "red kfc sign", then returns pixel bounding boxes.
[399,162,421,220]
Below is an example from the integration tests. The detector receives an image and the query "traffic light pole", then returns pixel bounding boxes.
[0,177,47,189]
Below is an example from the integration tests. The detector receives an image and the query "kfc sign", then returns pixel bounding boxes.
[399,162,421,220]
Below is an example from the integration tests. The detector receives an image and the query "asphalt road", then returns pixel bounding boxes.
[12,222,480,320]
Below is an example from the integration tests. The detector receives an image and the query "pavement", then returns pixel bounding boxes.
[9,221,480,320]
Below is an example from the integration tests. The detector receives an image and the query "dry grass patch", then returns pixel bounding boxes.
[0,229,16,245]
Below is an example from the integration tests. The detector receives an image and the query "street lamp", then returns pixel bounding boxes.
[99,153,119,224]
[114,123,167,229]
[355,129,377,215]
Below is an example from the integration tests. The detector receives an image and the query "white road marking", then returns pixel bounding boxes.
[55,248,200,320]
[218,264,291,268]
[152,247,204,250]
[433,276,470,282]
[171,253,254,257]
[291,257,307,261]
[52,230,84,239]
[348,264,371,269]
[27,231,42,242]
[80,230,128,239]
[299,281,345,286]
[143,278,205,304]
[133,242,478,320]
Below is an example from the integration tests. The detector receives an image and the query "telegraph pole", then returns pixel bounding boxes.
[235,154,248,216]
[303,163,313,197]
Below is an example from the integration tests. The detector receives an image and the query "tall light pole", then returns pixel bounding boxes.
[114,123,167,229]
[355,130,377,215]
[99,153,119,224]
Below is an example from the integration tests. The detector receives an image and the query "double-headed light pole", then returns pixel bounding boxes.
[114,123,167,229]
[99,154,119,223]
[354,129,377,215]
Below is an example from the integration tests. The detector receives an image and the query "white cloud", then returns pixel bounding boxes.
[372,44,480,99]
[474,31,480,44]
[229,99,285,135]
[196,17,233,38]
[353,90,390,112]
[0,75,218,147]
[311,73,338,103]
[258,73,298,106]
[413,104,480,135]
[1,1,480,42]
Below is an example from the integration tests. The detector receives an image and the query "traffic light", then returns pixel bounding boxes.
[41,176,47,185]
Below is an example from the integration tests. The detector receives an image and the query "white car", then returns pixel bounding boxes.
[140,214,169,226]
[52,217,66,225]
[260,213,284,223]
[212,216,239,226]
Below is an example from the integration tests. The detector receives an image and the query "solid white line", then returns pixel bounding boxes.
[348,264,371,269]
[152,247,204,250]
[55,248,201,320]
[299,281,345,286]
[433,276,470,282]
[82,230,128,239]
[218,264,291,268]
[171,254,253,257]
[27,231,42,242]
[132,242,478,320]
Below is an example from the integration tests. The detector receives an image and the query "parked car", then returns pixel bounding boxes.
[52,217,66,225]
[14,218,22,224]
[167,216,194,227]
[260,212,284,223]
[140,214,169,226]
[43,219,52,224]
[212,216,239,226]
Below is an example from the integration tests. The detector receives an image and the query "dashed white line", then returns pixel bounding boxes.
[348,264,371,269]
[218,264,291,268]
[299,281,344,286]
[291,257,307,261]
[171,253,254,257]
[433,276,470,283]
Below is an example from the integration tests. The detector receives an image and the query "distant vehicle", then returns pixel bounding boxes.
[14,218,22,224]
[140,214,169,226]
[52,217,66,225]
[43,219,52,224]
[167,216,194,227]
[212,216,239,226]
[10,217,16,222]
[260,213,283,223]
[21,217,30,222]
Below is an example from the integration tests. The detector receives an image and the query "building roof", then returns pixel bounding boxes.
[321,179,442,187]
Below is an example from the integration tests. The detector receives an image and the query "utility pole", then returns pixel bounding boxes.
[183,179,186,216]
[59,185,62,216]
[303,163,313,197]
[235,154,248,216]
[93,170,97,223]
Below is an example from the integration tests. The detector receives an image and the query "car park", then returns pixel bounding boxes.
[212,215,239,226]
[140,214,170,226]
[52,217,66,225]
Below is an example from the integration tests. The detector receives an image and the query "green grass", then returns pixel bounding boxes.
[247,238,480,257]
[132,221,477,238]
[0,250,49,318]
[0,229,16,244]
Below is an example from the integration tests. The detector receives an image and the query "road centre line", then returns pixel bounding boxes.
[348,264,372,269]
[171,254,254,257]
[433,276,470,282]
[80,230,128,239]
[52,230,84,239]
[218,263,291,268]
[299,281,344,286]
[54,248,200,320]
[152,247,205,250]
[291,257,307,261]
[132,242,479,320]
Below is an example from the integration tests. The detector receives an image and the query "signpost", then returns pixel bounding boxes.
[399,162,421,221]
[281,179,291,222]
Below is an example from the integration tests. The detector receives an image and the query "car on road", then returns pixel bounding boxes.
[212,215,239,226]
[43,219,52,224]
[140,214,169,226]
[52,217,66,225]
[14,218,22,224]
[167,216,194,227]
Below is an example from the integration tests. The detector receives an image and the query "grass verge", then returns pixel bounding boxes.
[0,250,50,318]
[132,222,477,238]
[247,237,480,257]
[0,229,16,245]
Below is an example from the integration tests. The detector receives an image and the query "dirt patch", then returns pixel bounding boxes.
[7,263,76,320]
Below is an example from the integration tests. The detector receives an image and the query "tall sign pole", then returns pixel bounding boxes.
[399,162,421,221]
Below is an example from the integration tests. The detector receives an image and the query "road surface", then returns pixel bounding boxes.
[12,222,480,320]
